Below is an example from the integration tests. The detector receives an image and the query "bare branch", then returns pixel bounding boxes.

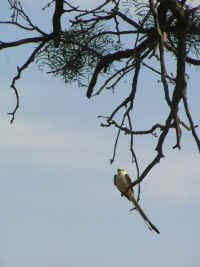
[6,0,46,35]
[8,41,46,123]
[0,35,52,49]
[93,62,134,96]
[110,116,125,164]
[182,94,200,151]
[100,118,165,136]
[87,36,156,98]
[131,154,161,188]
[53,0,64,47]
[0,21,35,31]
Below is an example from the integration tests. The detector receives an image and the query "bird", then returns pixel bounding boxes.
[114,168,160,234]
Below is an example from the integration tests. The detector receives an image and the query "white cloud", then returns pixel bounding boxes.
[0,118,110,169]
[1,118,200,203]
[1,119,70,149]
[141,151,200,202]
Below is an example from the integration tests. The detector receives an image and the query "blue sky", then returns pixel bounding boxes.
[0,1,200,267]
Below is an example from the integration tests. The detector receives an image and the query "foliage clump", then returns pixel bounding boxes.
[37,22,120,85]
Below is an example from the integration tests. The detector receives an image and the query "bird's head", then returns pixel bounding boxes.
[117,168,126,174]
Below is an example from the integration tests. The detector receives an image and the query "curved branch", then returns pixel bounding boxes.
[115,11,142,31]
[131,154,162,188]
[87,36,157,98]
[182,95,200,151]
[86,49,134,98]
[0,21,35,31]
[8,41,46,123]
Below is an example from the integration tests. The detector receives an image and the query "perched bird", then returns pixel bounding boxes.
[114,168,160,234]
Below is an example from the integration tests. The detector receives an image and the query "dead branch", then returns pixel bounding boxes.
[8,41,46,123]
[53,0,64,47]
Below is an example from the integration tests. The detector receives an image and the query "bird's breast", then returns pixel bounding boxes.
[115,174,129,193]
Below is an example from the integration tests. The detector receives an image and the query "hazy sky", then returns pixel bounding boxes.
[0,1,200,267]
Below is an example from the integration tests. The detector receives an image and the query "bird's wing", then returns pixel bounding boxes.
[124,174,134,199]
[114,175,117,186]
[125,174,132,186]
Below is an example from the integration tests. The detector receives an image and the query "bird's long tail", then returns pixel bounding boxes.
[129,191,160,234]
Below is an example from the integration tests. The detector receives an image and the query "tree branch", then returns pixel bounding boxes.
[8,41,46,123]
[53,0,64,47]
